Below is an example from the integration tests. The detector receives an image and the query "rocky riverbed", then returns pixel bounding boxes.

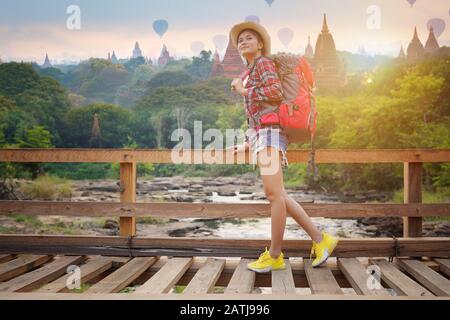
[2,174,449,238]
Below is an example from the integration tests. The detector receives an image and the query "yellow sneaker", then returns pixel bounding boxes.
[310,232,339,267]
[247,247,286,273]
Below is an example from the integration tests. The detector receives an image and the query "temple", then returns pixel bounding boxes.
[158,44,174,67]
[312,14,347,89]
[210,49,224,78]
[424,26,440,54]
[210,37,246,79]
[398,45,406,59]
[42,53,52,68]
[132,42,143,59]
[407,27,425,61]
[304,36,314,59]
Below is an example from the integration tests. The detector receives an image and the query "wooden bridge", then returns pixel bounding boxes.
[0,148,449,300]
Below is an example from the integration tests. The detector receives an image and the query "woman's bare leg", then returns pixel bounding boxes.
[258,147,323,259]
[283,191,322,243]
[257,146,287,259]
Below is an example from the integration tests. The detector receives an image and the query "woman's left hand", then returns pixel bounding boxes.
[231,78,246,96]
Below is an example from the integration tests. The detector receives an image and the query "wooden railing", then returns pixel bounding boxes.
[0,148,449,241]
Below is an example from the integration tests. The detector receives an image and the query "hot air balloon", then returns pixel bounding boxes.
[406,0,416,7]
[278,28,294,48]
[265,0,275,7]
[191,41,205,56]
[427,18,446,38]
[245,15,260,24]
[213,35,227,52]
[153,19,168,38]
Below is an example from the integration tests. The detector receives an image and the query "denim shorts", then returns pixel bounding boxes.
[245,126,289,171]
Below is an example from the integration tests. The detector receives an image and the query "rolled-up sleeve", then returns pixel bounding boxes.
[248,59,283,102]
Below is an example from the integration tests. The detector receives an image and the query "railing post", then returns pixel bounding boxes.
[119,162,136,236]
[403,162,422,237]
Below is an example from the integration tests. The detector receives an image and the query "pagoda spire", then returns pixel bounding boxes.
[425,26,439,53]
[398,45,406,59]
[42,53,52,68]
[321,14,330,33]
[407,26,425,60]
[305,35,314,59]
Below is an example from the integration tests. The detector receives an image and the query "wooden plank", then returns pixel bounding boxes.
[0,254,16,264]
[1,148,449,164]
[337,258,390,296]
[0,255,52,282]
[271,259,296,294]
[1,292,449,300]
[0,256,84,292]
[37,257,113,293]
[1,235,449,258]
[304,259,343,295]
[183,258,225,294]
[397,259,450,296]
[434,259,450,277]
[87,257,157,293]
[370,259,433,297]
[1,201,448,219]
[135,257,192,294]
[119,162,136,236]
[224,258,255,294]
[146,256,351,289]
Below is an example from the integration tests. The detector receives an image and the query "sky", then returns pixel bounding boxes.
[0,0,449,64]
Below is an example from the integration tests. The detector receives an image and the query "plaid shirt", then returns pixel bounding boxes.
[240,55,283,142]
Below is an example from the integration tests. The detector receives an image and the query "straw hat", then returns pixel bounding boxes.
[229,21,271,56]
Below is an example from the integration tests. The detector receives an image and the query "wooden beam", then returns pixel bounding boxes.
[37,256,113,293]
[119,162,136,236]
[403,162,423,237]
[224,258,255,294]
[0,254,16,264]
[396,259,450,296]
[87,257,157,293]
[369,259,433,297]
[434,259,450,277]
[304,259,343,295]
[1,292,449,300]
[1,235,449,258]
[183,258,225,294]
[0,255,52,282]
[272,260,296,294]
[337,258,390,296]
[0,256,85,292]
[1,148,449,164]
[1,201,448,218]
[134,257,192,294]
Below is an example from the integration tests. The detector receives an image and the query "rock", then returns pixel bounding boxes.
[365,225,378,233]
[168,226,200,237]
[80,191,91,197]
[104,219,119,230]
[218,191,236,197]
[424,222,450,237]
[239,195,255,201]
[357,217,402,237]
[170,195,194,202]
[82,185,119,193]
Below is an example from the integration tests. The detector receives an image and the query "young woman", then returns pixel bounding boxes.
[228,21,338,272]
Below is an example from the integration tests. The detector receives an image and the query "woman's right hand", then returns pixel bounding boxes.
[226,142,250,155]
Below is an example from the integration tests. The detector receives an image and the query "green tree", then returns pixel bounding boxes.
[63,103,132,148]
